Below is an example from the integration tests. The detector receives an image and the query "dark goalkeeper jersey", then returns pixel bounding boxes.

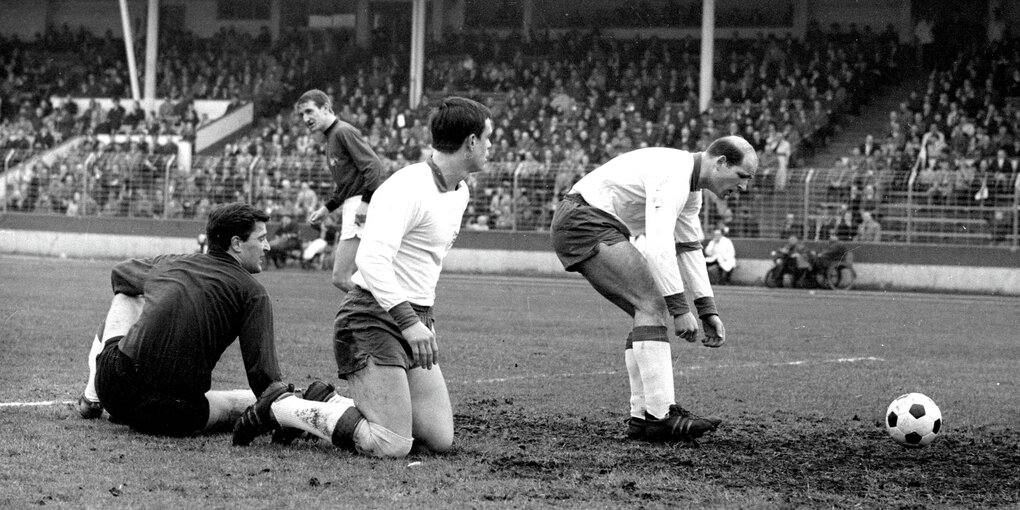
[111,251,282,398]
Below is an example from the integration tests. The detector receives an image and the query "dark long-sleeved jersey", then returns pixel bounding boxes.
[322,119,384,211]
[111,251,282,398]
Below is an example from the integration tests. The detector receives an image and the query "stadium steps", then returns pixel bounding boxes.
[802,71,928,169]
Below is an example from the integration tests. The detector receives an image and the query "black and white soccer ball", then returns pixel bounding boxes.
[885,392,942,448]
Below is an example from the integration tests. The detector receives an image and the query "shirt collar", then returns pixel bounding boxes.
[426,157,449,192]
[323,118,340,136]
[691,152,702,190]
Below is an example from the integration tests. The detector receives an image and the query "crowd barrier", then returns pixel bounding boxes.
[1,213,1017,296]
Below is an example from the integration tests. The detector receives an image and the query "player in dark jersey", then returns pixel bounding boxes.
[296,89,385,292]
[76,202,288,437]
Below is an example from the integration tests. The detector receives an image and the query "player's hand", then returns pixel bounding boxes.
[702,314,726,348]
[307,206,328,225]
[402,321,438,369]
[673,312,699,342]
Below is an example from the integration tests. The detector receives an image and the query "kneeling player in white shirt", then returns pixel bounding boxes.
[232,97,493,457]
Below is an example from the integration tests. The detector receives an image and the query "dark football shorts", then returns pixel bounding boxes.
[550,194,633,272]
[94,338,209,436]
[334,286,434,378]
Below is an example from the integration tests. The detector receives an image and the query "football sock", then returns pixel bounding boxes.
[83,334,104,402]
[271,395,359,442]
[325,393,347,405]
[103,294,144,341]
[631,325,675,420]
[204,389,256,430]
[624,333,645,419]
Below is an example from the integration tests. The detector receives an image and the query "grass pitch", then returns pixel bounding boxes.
[1,255,1018,508]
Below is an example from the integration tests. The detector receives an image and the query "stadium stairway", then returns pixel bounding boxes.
[801,70,928,169]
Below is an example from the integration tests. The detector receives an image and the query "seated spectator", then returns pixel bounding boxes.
[834,210,856,241]
[854,210,882,242]
[268,213,302,267]
[704,228,736,285]
[779,213,802,239]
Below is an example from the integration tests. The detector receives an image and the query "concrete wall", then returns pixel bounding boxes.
[2,214,1018,295]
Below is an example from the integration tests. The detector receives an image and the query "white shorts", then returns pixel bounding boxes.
[303,238,328,261]
[339,196,368,241]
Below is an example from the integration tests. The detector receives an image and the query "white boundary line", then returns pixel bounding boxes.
[450,356,885,385]
[0,400,75,408]
[0,357,885,408]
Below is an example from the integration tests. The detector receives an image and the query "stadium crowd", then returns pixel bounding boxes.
[806,35,1020,244]
[2,19,1016,245]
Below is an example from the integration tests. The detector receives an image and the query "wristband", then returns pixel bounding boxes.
[664,293,690,316]
[694,296,718,319]
[388,301,420,330]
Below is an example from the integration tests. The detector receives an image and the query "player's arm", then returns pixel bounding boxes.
[675,243,724,347]
[355,181,438,369]
[236,291,284,397]
[673,191,724,347]
[643,176,690,328]
[110,254,175,296]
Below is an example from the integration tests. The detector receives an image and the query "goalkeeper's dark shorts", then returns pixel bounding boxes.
[333,286,434,379]
[94,338,209,436]
[551,193,632,272]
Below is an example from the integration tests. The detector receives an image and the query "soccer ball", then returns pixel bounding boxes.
[885,393,942,448]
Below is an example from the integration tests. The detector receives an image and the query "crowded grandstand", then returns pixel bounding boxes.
[1,0,1017,248]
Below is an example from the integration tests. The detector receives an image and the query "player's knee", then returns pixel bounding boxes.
[355,421,414,458]
[420,430,454,453]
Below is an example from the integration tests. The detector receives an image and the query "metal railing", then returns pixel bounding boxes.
[2,149,1017,249]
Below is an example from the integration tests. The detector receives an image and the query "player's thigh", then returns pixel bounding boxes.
[347,360,413,438]
[577,241,661,313]
[407,365,453,451]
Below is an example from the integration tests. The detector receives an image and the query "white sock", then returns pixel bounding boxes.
[83,335,104,401]
[103,294,144,340]
[271,395,356,441]
[624,347,644,419]
[326,393,348,405]
[632,340,675,419]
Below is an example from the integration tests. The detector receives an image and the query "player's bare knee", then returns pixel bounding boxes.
[355,421,414,458]
[421,432,454,453]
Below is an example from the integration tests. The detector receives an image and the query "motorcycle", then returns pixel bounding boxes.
[764,247,856,290]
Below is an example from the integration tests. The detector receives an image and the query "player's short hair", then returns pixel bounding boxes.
[705,136,749,167]
[206,203,271,253]
[429,97,491,154]
[295,89,332,112]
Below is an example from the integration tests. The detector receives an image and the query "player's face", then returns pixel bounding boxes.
[712,153,757,199]
[298,101,332,133]
[467,119,493,174]
[236,222,270,274]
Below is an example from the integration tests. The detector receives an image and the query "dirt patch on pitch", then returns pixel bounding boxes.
[454,397,1020,508]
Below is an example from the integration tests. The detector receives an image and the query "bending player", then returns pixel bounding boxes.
[296,89,385,292]
[550,137,756,442]
[76,203,287,437]
[232,97,493,457]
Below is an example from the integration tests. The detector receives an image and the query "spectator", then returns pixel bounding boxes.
[268,214,302,267]
[779,213,802,239]
[703,228,736,285]
[855,210,882,242]
[834,210,856,241]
